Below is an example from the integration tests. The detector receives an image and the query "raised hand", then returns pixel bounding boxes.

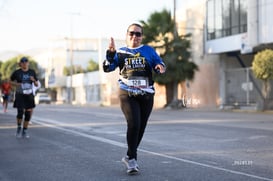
[109,37,116,52]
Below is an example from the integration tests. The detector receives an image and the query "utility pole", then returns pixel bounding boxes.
[172,0,180,102]
[173,0,178,37]
[173,0,176,25]
[67,12,80,104]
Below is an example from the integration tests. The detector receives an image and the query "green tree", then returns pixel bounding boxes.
[63,65,85,76]
[86,59,99,72]
[63,59,99,76]
[252,49,273,110]
[63,66,70,76]
[0,56,39,81]
[140,9,198,106]
[74,65,84,74]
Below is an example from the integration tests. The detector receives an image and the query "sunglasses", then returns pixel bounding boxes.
[128,31,142,37]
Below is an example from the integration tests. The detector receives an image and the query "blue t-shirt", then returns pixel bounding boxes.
[105,45,165,93]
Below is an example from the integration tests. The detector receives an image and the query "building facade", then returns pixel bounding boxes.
[175,1,220,109]
[30,37,167,108]
[43,38,125,105]
[205,0,273,109]
[31,0,272,110]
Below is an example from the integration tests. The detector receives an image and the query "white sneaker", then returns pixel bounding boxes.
[22,130,30,139]
[122,156,139,174]
[15,127,21,138]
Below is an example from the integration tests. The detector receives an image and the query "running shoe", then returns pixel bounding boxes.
[122,156,139,174]
[15,127,21,138]
[122,156,140,168]
[22,130,30,139]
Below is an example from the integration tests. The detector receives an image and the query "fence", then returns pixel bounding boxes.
[224,67,273,107]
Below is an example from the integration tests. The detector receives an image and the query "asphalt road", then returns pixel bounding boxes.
[1,104,273,181]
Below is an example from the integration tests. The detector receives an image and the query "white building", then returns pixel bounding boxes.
[172,0,273,110]
[204,0,273,109]
[175,0,220,109]
[31,38,124,106]
[30,36,167,108]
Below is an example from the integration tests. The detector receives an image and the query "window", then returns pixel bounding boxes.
[207,0,215,39]
[231,0,240,34]
[216,0,224,38]
[206,0,247,40]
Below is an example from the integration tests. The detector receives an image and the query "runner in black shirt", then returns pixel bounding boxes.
[10,57,39,138]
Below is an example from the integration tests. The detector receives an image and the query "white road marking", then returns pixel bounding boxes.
[32,117,273,181]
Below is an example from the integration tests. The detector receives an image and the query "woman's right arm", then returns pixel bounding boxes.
[103,37,118,72]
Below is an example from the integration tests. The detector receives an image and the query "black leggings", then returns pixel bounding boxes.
[119,89,154,160]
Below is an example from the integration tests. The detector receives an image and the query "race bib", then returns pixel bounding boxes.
[21,83,32,94]
[125,76,149,88]
[23,89,32,95]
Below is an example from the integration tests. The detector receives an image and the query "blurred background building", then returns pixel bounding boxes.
[1,0,273,110]
[203,0,273,110]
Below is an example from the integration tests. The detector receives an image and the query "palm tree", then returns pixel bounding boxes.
[140,9,198,107]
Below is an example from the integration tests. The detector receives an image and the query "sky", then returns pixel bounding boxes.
[0,0,199,52]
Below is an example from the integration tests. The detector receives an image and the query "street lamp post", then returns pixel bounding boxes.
[67,12,80,104]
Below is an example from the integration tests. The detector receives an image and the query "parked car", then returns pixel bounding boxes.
[35,93,51,104]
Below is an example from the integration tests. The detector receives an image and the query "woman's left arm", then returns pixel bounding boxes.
[151,48,166,74]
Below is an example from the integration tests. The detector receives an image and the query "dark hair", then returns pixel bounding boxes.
[20,56,29,63]
[127,23,143,33]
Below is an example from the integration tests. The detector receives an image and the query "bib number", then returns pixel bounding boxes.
[23,89,32,95]
[21,83,32,94]
[125,76,149,88]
